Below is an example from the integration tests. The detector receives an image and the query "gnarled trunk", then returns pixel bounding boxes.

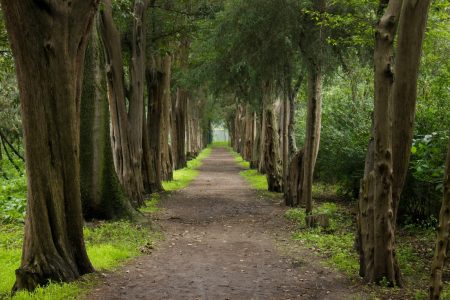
[262,83,282,192]
[99,0,147,207]
[1,0,99,292]
[357,0,430,286]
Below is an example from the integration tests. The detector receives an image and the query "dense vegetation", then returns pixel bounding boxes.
[0,0,449,299]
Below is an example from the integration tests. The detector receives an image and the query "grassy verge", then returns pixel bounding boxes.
[0,221,160,299]
[162,147,212,191]
[284,190,450,299]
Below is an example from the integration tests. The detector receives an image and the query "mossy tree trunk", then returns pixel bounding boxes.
[80,18,136,220]
[0,0,99,292]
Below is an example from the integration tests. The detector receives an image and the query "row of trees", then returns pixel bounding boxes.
[0,0,216,292]
[187,0,449,298]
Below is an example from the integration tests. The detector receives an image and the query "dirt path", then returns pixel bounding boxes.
[87,148,362,300]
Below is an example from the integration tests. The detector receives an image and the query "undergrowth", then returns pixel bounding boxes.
[285,193,450,299]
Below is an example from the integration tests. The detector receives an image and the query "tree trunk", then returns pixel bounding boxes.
[430,136,450,300]
[358,0,403,286]
[170,93,179,168]
[251,113,260,169]
[143,58,163,193]
[99,0,147,207]
[244,104,253,162]
[258,108,267,174]
[160,55,173,180]
[282,96,289,192]
[299,66,322,214]
[174,87,187,169]
[1,0,99,292]
[80,17,135,220]
[262,83,282,192]
[391,0,431,225]
[288,86,298,157]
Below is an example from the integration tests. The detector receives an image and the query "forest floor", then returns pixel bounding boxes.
[86,147,364,300]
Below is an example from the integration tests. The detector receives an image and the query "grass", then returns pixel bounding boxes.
[162,147,212,191]
[140,193,161,214]
[210,141,230,148]
[0,221,160,299]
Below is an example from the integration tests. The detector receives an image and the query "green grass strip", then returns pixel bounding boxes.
[162,147,212,191]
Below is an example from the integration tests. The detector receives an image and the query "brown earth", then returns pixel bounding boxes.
[87,148,364,300]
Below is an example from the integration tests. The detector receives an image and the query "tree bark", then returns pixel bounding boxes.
[430,135,450,300]
[282,96,289,192]
[258,107,267,174]
[300,66,322,214]
[262,82,282,192]
[391,0,431,225]
[0,0,99,292]
[80,17,135,220]
[160,55,173,180]
[99,0,147,207]
[143,58,163,193]
[357,0,403,286]
[174,87,188,169]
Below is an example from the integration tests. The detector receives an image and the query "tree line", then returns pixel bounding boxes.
[0,0,215,293]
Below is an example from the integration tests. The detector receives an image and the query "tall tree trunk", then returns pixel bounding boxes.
[245,106,254,162]
[288,87,298,157]
[251,113,260,169]
[430,135,450,300]
[1,0,99,292]
[282,96,289,192]
[174,87,188,169]
[170,93,179,168]
[258,108,267,174]
[160,55,173,180]
[359,0,430,286]
[391,0,431,225]
[99,0,147,207]
[143,58,163,193]
[81,18,135,220]
[262,82,282,192]
[300,65,322,214]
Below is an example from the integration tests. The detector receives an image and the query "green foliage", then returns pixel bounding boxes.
[0,159,26,224]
